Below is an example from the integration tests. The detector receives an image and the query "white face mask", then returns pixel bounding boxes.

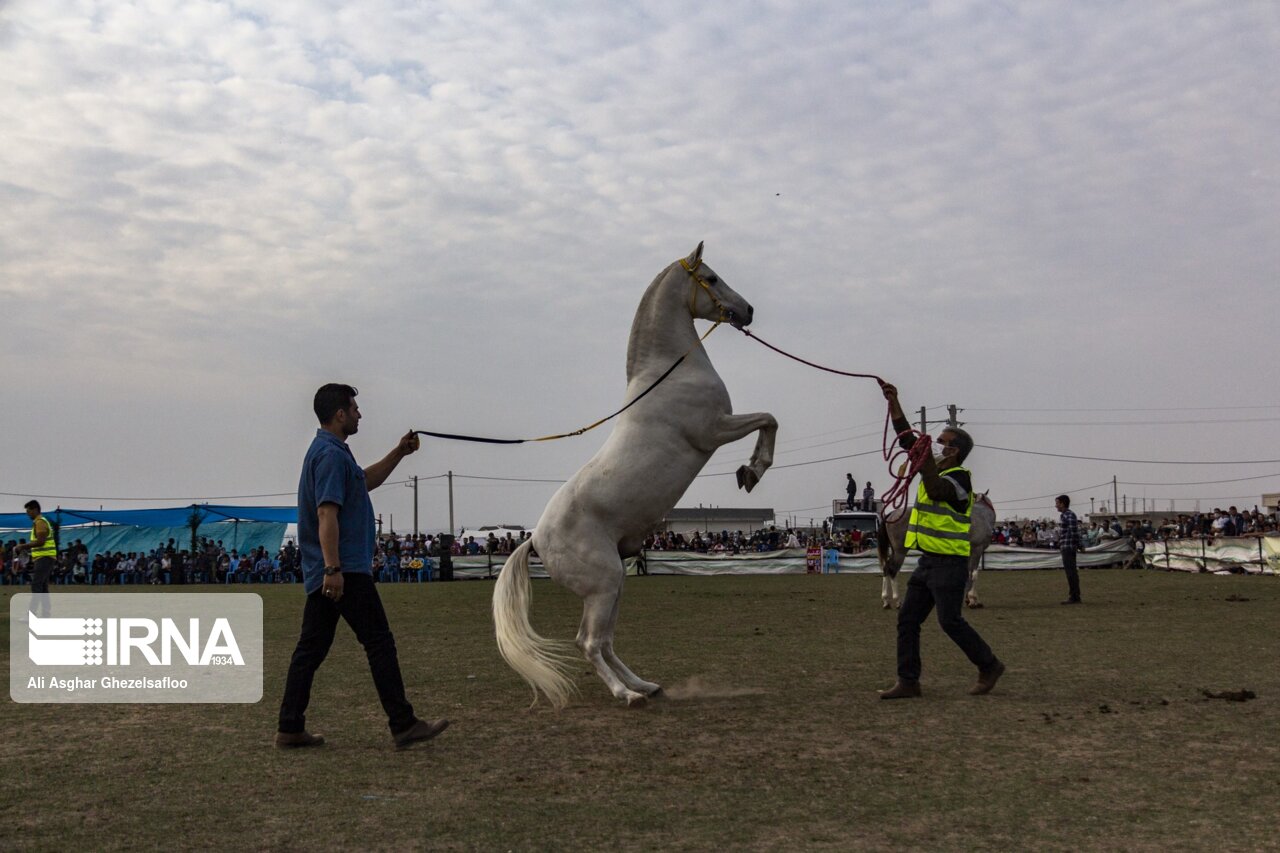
[934,449,952,467]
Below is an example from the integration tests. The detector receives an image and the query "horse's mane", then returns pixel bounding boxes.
[624,263,679,381]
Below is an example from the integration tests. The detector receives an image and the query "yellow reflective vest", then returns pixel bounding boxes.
[904,466,972,556]
[30,515,57,559]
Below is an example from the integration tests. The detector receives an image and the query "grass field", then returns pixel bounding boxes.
[2,569,1277,851]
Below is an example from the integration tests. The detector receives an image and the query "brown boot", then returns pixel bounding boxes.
[879,681,922,700]
[969,660,1006,695]
[275,731,325,749]
[393,717,450,750]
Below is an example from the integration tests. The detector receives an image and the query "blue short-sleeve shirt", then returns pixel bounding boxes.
[297,429,376,594]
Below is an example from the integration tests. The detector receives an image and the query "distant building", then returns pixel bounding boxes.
[660,507,775,535]
[1263,493,1280,513]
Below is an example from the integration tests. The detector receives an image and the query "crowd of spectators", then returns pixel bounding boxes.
[996,506,1278,549]
[4,506,1275,585]
[0,536,301,586]
[643,525,874,555]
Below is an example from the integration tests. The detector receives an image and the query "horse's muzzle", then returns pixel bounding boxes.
[729,304,754,329]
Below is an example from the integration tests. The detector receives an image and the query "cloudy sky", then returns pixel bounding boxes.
[4,0,1279,536]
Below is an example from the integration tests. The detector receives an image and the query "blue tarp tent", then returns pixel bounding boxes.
[0,505,296,558]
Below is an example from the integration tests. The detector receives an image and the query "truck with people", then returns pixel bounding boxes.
[827,498,882,540]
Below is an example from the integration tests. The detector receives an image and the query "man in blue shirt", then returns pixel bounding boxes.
[1056,495,1082,605]
[276,383,449,750]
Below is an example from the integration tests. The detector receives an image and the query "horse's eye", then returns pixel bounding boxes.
[706,275,718,284]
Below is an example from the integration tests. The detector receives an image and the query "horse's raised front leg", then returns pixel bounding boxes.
[711,412,778,493]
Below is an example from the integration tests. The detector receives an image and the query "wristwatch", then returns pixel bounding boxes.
[323,565,342,576]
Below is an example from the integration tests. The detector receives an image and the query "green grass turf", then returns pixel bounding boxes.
[1,569,1277,851]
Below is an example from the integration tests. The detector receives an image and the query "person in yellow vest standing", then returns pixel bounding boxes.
[878,385,1005,699]
[14,500,57,617]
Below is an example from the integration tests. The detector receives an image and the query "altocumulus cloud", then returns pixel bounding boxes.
[2,1,1277,526]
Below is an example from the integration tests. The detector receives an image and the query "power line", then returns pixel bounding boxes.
[1119,472,1280,487]
[968,405,1280,412]
[975,445,1280,465]
[0,489,299,502]
[970,418,1280,426]
[13,442,1279,503]
[993,481,1115,504]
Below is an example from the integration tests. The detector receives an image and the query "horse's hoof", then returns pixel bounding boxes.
[625,693,648,708]
[648,686,665,698]
[968,601,984,609]
[881,602,891,610]
[735,466,760,493]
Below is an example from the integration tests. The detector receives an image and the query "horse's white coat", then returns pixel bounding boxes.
[492,244,777,707]
[878,494,996,609]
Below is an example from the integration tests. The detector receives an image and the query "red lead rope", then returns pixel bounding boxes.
[738,328,933,522]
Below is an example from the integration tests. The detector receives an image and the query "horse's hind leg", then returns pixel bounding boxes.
[966,558,983,608]
[576,590,650,707]
[599,591,661,698]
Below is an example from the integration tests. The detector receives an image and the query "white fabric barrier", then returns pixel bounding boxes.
[1142,536,1279,575]
[446,538,1136,578]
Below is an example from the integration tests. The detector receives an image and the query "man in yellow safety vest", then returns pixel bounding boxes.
[14,499,57,617]
[878,384,1005,699]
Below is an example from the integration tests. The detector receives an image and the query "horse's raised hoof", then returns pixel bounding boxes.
[735,466,760,493]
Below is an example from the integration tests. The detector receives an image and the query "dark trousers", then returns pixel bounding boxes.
[278,573,416,735]
[897,552,997,683]
[30,557,54,594]
[30,557,54,616]
[1061,548,1081,601]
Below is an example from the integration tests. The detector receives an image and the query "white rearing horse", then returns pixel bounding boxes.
[876,493,996,610]
[493,242,778,708]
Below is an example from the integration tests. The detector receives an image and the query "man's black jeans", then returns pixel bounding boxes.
[897,552,997,684]
[278,572,416,735]
[1061,547,1081,601]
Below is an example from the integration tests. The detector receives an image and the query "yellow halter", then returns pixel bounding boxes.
[679,256,725,342]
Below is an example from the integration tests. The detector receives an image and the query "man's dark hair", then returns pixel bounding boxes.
[24,499,41,513]
[1057,494,1071,507]
[941,426,974,464]
[314,384,358,424]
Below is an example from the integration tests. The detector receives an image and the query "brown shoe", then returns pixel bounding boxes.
[879,681,922,700]
[275,731,325,749]
[393,717,450,750]
[969,661,1006,695]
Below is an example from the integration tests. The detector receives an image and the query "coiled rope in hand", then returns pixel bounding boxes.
[736,328,933,521]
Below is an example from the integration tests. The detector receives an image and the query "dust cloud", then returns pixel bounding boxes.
[660,676,767,700]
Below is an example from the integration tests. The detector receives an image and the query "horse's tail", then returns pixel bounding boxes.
[492,538,578,709]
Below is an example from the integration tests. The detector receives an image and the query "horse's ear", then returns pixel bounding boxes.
[686,241,704,266]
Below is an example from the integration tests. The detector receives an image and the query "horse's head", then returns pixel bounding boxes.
[680,241,753,329]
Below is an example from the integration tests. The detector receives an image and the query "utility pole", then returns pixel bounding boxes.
[918,406,928,435]
[1113,476,1118,519]
[447,470,455,535]
[412,475,419,537]
[946,404,964,428]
